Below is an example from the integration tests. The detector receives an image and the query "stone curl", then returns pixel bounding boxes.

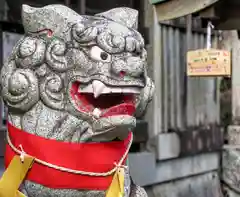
[1,61,39,111]
[72,23,98,43]
[46,38,74,72]
[16,37,46,68]
[40,73,65,110]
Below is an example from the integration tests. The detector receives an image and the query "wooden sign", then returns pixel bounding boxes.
[187,49,231,77]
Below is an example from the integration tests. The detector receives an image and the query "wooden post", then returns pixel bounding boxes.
[0,24,3,130]
[64,0,71,7]
[152,6,162,136]
[221,31,240,197]
[186,15,195,127]
[78,0,86,15]
[0,24,6,158]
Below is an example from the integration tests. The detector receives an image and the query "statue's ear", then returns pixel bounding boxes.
[22,4,83,38]
[95,7,138,29]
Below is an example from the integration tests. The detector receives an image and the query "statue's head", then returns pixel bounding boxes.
[0,4,154,141]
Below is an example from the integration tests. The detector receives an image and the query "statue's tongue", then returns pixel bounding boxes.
[79,94,136,117]
[100,103,135,117]
[70,82,136,117]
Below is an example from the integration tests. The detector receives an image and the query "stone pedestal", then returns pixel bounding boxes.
[222,126,240,196]
[228,126,240,145]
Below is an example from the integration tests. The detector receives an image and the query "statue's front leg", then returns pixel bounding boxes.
[130,184,148,197]
[20,185,29,197]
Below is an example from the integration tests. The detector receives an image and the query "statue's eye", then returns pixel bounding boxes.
[90,46,111,62]
[100,52,108,60]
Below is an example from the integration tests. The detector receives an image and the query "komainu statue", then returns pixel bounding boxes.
[0,4,154,197]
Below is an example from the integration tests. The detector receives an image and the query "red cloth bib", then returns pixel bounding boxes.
[5,123,131,190]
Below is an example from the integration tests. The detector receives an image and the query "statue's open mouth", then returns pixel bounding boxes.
[70,80,141,118]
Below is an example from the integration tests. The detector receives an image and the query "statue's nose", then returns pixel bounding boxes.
[111,57,144,78]
[111,59,127,77]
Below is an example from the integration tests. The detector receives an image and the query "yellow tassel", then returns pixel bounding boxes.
[106,168,125,197]
[0,155,34,197]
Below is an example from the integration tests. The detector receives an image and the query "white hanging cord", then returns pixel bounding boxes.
[206,21,214,49]
[19,144,26,162]
[114,162,128,170]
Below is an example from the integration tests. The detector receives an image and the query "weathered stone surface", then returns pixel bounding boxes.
[222,147,240,195]
[145,172,221,197]
[223,185,240,197]
[223,125,240,197]
[228,126,240,145]
[129,152,219,186]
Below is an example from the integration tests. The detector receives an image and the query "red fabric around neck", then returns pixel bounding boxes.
[4,122,131,190]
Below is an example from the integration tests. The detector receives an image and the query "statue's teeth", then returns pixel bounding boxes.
[79,84,93,93]
[79,82,141,94]
[92,80,107,98]
[92,108,101,118]
[110,87,122,93]
[122,87,141,94]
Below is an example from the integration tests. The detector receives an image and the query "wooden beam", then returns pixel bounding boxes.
[214,2,240,19]
[210,3,240,30]
[150,0,168,4]
[215,19,240,30]
[0,21,24,34]
[153,0,219,21]
[198,5,219,19]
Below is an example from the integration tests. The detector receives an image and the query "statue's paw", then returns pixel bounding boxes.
[130,184,148,197]
[20,185,29,197]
